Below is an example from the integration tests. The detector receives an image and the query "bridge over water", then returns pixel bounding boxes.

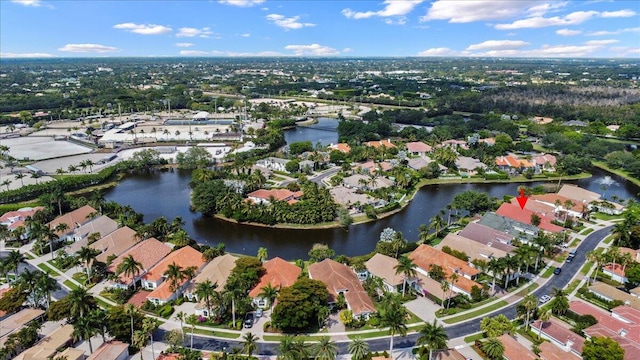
[296,124,338,132]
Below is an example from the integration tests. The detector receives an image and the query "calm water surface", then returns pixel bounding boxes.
[104,166,639,260]
[283,117,339,146]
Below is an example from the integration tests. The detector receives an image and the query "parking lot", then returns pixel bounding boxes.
[1,137,93,161]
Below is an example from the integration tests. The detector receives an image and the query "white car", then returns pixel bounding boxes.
[539,295,551,303]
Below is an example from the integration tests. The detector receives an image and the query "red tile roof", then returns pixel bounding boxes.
[143,245,206,283]
[308,259,376,316]
[538,341,581,360]
[496,202,564,233]
[47,205,97,235]
[249,257,301,298]
[126,290,151,308]
[329,143,351,153]
[248,189,301,202]
[91,226,139,263]
[533,154,557,167]
[364,139,396,148]
[0,206,44,230]
[531,318,585,354]
[406,141,432,153]
[497,334,537,360]
[408,245,481,294]
[557,184,600,204]
[604,263,626,277]
[496,155,521,168]
[108,238,171,285]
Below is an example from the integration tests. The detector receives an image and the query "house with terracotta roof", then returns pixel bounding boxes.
[440,139,467,149]
[90,226,140,263]
[526,193,585,219]
[14,324,77,360]
[107,238,171,289]
[435,233,510,262]
[249,257,301,308]
[531,318,584,356]
[70,215,118,243]
[328,143,351,154]
[603,263,628,283]
[557,184,600,205]
[495,334,537,360]
[619,247,640,263]
[354,161,394,175]
[495,155,535,173]
[532,153,557,172]
[47,205,97,240]
[144,246,207,305]
[0,206,43,232]
[458,222,516,252]
[308,258,376,318]
[409,245,482,297]
[329,186,377,210]
[538,341,581,360]
[363,139,395,149]
[364,253,417,294]
[406,141,432,156]
[247,189,303,205]
[496,202,564,233]
[87,341,129,360]
[342,174,394,191]
[431,349,466,360]
[185,254,238,316]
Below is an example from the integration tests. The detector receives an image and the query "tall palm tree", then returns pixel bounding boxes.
[72,316,97,354]
[521,294,538,331]
[537,308,552,338]
[440,281,450,309]
[428,212,446,238]
[35,272,59,308]
[379,296,408,354]
[447,273,458,309]
[124,303,138,345]
[1,179,11,191]
[348,337,370,360]
[258,283,279,312]
[175,311,186,342]
[416,319,449,360]
[418,224,430,243]
[549,287,569,316]
[68,287,97,320]
[194,280,217,318]
[116,254,143,289]
[276,335,302,360]
[142,317,159,360]
[312,336,338,360]
[481,337,505,360]
[257,247,268,262]
[242,332,258,358]
[394,255,417,296]
[5,250,25,281]
[132,330,148,360]
[164,262,186,294]
[14,172,25,186]
[77,246,100,281]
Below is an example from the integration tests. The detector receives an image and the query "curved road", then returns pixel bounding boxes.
[160,225,613,355]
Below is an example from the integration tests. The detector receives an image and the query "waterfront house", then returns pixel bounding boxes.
[69,215,118,243]
[495,155,534,173]
[455,156,486,174]
[342,174,393,191]
[329,186,376,210]
[458,222,516,252]
[532,153,557,172]
[524,193,585,219]
[531,318,584,356]
[328,143,351,154]
[364,253,417,294]
[496,202,564,233]
[144,246,207,305]
[406,141,432,156]
[66,224,134,260]
[308,258,376,319]
[185,254,238,316]
[435,233,510,262]
[108,238,171,289]
[557,184,600,205]
[363,139,395,149]
[47,205,97,241]
[249,257,301,308]
[247,189,303,205]
[477,212,538,243]
[255,157,289,173]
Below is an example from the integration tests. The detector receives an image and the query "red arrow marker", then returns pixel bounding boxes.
[516,188,529,210]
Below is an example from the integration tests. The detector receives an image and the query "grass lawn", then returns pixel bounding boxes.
[592,213,623,221]
[515,282,539,297]
[569,238,580,247]
[346,329,391,340]
[37,263,58,276]
[463,333,485,343]
[565,280,581,294]
[541,267,556,278]
[603,235,615,245]
[580,228,594,236]
[186,327,241,339]
[263,334,330,342]
[442,300,509,324]
[580,262,593,276]
[63,279,79,290]
[96,298,114,309]
[25,253,35,260]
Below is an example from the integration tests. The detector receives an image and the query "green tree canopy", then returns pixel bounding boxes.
[582,336,625,360]
[271,277,330,333]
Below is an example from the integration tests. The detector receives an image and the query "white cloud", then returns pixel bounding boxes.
[466,40,530,51]
[284,44,340,56]
[587,27,640,36]
[495,9,636,30]
[342,48,354,53]
[342,0,424,20]
[240,33,251,37]
[218,0,264,7]
[556,28,582,36]
[58,44,118,53]
[384,17,407,25]
[113,23,172,35]
[0,52,54,58]
[266,14,315,30]
[176,27,213,38]
[225,51,284,57]
[175,43,195,47]
[179,50,210,56]
[417,47,459,56]
[421,0,539,23]
[584,39,619,45]
[526,2,569,17]
[10,0,41,7]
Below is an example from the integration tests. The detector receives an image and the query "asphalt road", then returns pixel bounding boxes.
[159,225,613,355]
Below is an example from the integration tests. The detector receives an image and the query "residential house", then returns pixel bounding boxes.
[495,155,534,173]
[354,161,394,175]
[145,246,207,305]
[525,193,586,219]
[185,254,238,316]
[47,205,97,240]
[247,189,303,205]
[342,174,393,191]
[588,282,640,310]
[631,286,640,298]
[431,349,466,360]
[14,324,77,360]
[308,258,377,318]
[328,143,351,154]
[69,215,118,243]
[570,300,640,360]
[363,139,395,149]
[255,157,289,173]
[329,186,376,210]
[249,257,301,308]
[477,212,538,243]
[91,226,140,263]
[440,139,467,149]
[557,184,600,205]
[531,318,584,356]
[0,206,43,232]
[435,233,510,262]
[458,222,516,252]
[455,156,486,175]
[602,263,628,284]
[497,334,538,360]
[364,253,417,294]
[407,156,446,172]
[409,245,482,297]
[496,202,564,233]
[619,247,640,263]
[406,141,432,156]
[538,341,581,360]
[592,200,626,215]
[299,160,315,172]
[87,341,129,360]
[107,238,171,289]
[0,308,45,348]
[532,153,557,172]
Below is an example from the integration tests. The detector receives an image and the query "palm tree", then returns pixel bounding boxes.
[348,337,370,360]
[416,319,449,360]
[428,212,446,238]
[487,257,504,295]
[521,293,538,331]
[418,224,430,243]
[5,250,25,281]
[164,262,186,294]
[587,250,604,284]
[1,179,11,191]
[440,281,450,309]
[257,247,268,262]
[379,296,408,354]
[537,308,552,338]
[132,330,148,360]
[124,303,138,345]
[195,279,217,318]
[481,337,505,360]
[447,273,458,309]
[242,332,258,357]
[258,283,279,312]
[549,287,569,315]
[14,172,25,186]
[72,316,97,354]
[77,246,100,282]
[55,167,66,176]
[68,287,96,320]
[116,254,143,289]
[35,272,59,308]
[175,311,186,342]
[68,164,79,174]
[394,255,417,296]
[276,335,302,360]
[312,336,338,360]
[142,317,159,360]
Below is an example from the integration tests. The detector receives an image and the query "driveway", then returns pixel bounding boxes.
[405,297,441,324]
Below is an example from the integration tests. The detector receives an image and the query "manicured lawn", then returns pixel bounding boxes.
[569,238,580,247]
[96,298,114,309]
[264,334,329,342]
[580,228,594,236]
[580,262,593,276]
[541,267,555,278]
[565,280,581,294]
[186,327,241,339]
[37,263,58,276]
[592,212,623,221]
[25,253,35,260]
[515,283,539,297]
[346,329,391,340]
[63,279,79,290]
[603,235,615,245]
[442,301,508,324]
[463,333,485,343]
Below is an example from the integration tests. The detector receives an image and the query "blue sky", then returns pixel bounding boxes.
[1,0,639,58]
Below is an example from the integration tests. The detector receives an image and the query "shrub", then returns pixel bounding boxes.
[158,304,175,318]
[368,316,380,327]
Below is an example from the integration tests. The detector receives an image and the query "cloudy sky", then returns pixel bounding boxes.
[1,0,638,58]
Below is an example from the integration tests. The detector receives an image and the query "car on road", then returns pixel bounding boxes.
[539,295,551,303]
[255,308,263,318]
[244,312,255,328]
[553,267,562,275]
[566,257,573,263]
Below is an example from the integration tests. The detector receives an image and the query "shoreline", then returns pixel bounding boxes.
[205,172,594,230]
